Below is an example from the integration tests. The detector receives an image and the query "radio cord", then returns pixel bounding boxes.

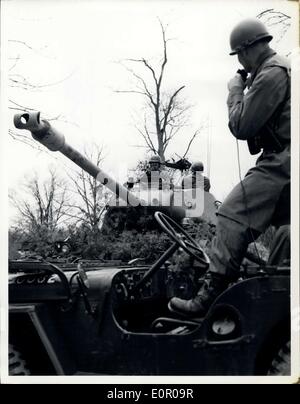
[236,140,263,263]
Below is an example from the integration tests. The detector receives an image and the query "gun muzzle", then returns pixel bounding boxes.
[14,112,140,206]
[14,112,66,152]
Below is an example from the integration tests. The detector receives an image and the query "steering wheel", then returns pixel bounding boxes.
[154,211,210,267]
[129,212,209,296]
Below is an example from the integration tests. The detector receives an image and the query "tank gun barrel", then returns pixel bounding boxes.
[14,112,140,206]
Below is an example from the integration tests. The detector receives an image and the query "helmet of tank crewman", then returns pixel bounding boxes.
[229,18,273,55]
[126,176,135,189]
[191,161,204,172]
[148,155,162,171]
[149,155,161,164]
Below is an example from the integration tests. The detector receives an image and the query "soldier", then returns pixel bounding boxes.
[125,176,135,190]
[169,18,290,316]
[139,155,169,189]
[148,155,162,172]
[182,161,211,192]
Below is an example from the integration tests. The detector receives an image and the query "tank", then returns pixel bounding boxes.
[14,111,218,231]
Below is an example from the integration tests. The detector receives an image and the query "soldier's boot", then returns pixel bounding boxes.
[168,214,261,317]
[168,272,229,317]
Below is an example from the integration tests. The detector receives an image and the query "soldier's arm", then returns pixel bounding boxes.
[227,66,289,140]
[204,176,211,192]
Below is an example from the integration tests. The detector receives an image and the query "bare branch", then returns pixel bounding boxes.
[114,89,150,96]
[161,85,185,134]
[9,99,37,111]
[9,71,75,90]
[9,171,71,232]
[66,144,107,231]
[125,58,158,87]
[8,39,36,51]
[9,55,20,71]
[257,9,291,43]
[115,20,193,161]
[182,129,201,158]
[8,129,45,151]
[115,62,157,109]
[157,20,168,89]
[135,124,156,154]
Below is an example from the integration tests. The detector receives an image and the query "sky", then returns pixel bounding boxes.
[1,0,299,220]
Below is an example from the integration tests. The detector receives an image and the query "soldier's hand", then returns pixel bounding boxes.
[227,74,246,92]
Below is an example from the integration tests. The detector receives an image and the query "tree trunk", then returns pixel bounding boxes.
[157,132,165,162]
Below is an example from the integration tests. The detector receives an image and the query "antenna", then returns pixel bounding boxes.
[206,116,212,178]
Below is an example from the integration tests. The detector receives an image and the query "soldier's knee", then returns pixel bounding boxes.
[217,214,244,232]
[216,214,232,231]
[275,224,290,241]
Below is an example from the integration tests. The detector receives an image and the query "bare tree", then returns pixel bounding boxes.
[66,144,109,238]
[10,170,70,235]
[116,21,201,162]
[257,9,291,44]
[8,39,77,150]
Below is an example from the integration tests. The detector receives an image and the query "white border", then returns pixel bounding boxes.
[0,0,9,385]
[290,44,300,383]
[1,0,299,385]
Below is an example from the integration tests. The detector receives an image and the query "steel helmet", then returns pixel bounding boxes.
[229,19,273,55]
[149,155,161,164]
[191,161,204,172]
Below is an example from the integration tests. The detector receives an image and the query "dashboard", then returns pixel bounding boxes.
[112,267,166,302]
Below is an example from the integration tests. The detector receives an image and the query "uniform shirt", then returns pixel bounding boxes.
[227,49,290,148]
[139,169,171,189]
[218,49,291,232]
[182,173,211,192]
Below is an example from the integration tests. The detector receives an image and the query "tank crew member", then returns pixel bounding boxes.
[125,176,135,190]
[139,155,169,189]
[182,161,211,192]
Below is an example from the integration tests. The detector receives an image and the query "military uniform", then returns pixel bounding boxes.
[139,169,171,189]
[182,173,211,192]
[210,49,290,277]
[169,19,291,316]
